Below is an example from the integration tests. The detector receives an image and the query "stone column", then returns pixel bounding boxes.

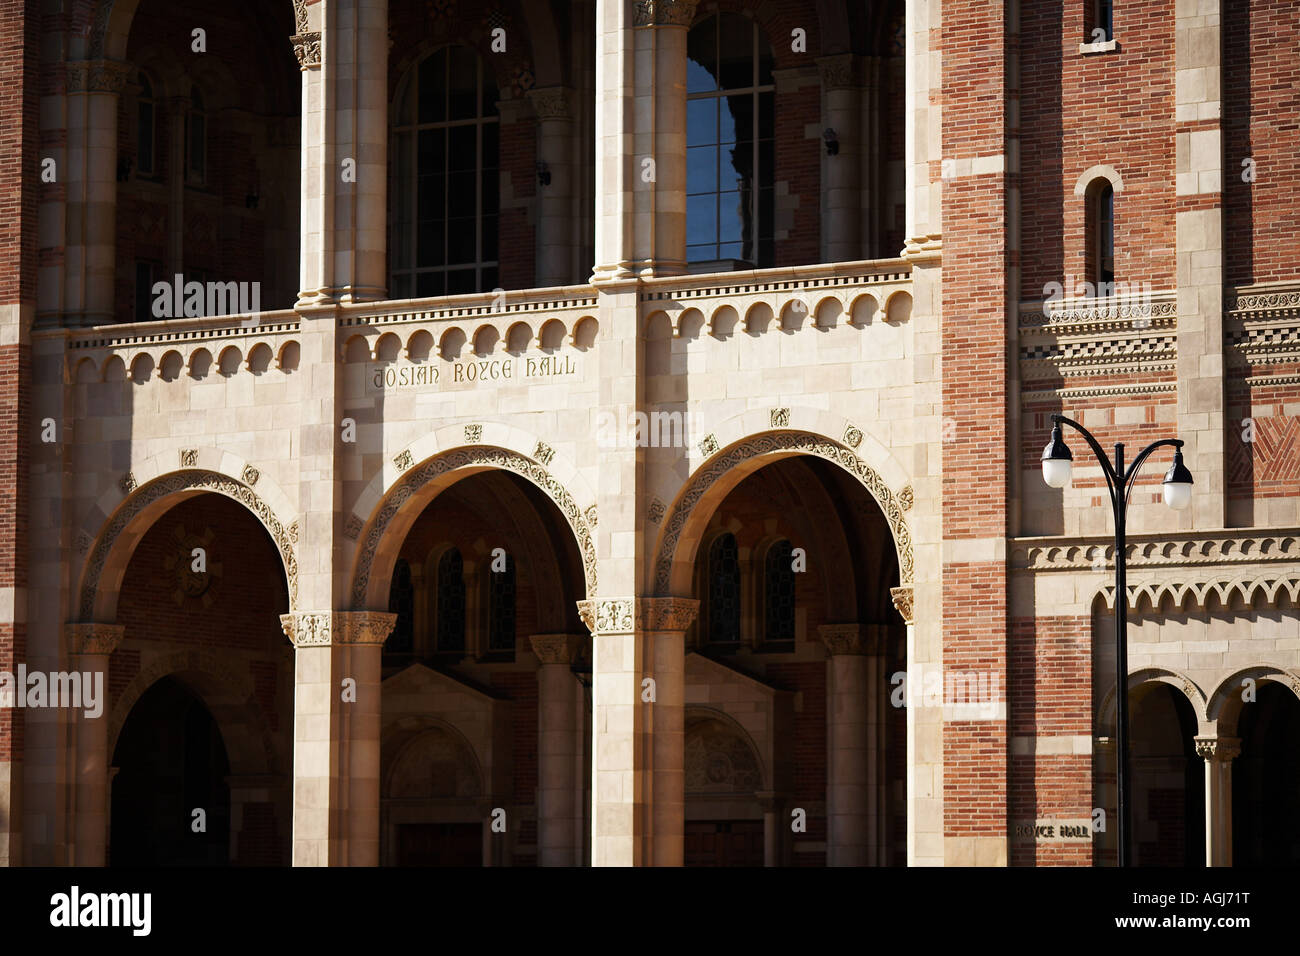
[65,623,125,866]
[164,96,189,279]
[819,623,869,866]
[281,610,395,866]
[530,633,584,866]
[63,60,130,326]
[756,790,783,867]
[592,0,698,280]
[527,88,579,287]
[818,55,864,263]
[1174,2,1226,528]
[645,598,697,866]
[1195,735,1239,867]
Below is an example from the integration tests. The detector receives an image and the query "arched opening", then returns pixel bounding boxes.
[110,676,230,866]
[375,466,590,865]
[1129,683,1204,866]
[684,712,765,867]
[1233,681,1300,865]
[680,452,905,865]
[1085,178,1115,292]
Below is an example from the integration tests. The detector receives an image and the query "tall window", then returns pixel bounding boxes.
[185,87,207,184]
[705,533,741,646]
[386,558,415,657]
[435,547,466,654]
[1089,180,1115,290]
[1092,0,1114,42]
[391,46,500,298]
[763,539,796,647]
[486,552,516,654]
[137,74,157,176]
[686,13,775,267]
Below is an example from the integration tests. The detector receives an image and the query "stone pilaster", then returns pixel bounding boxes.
[819,623,870,865]
[1174,1,1226,528]
[1195,735,1240,867]
[65,622,125,866]
[527,87,579,287]
[818,55,865,262]
[281,610,395,866]
[530,632,585,866]
[592,0,698,280]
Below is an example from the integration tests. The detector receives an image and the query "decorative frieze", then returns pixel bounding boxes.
[65,622,126,657]
[576,597,700,634]
[1014,530,1300,571]
[279,611,398,647]
[66,59,130,94]
[632,0,699,28]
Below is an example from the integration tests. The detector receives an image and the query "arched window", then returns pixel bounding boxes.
[185,87,207,184]
[705,533,741,646]
[1087,179,1115,292]
[136,73,157,177]
[763,538,796,647]
[686,13,775,267]
[486,551,516,654]
[435,547,466,653]
[386,558,415,657]
[391,46,500,298]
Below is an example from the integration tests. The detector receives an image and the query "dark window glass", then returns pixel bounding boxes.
[764,539,796,645]
[186,89,206,184]
[137,76,155,176]
[134,261,157,323]
[436,548,466,653]
[707,534,741,645]
[1099,183,1115,286]
[386,559,415,656]
[487,554,516,653]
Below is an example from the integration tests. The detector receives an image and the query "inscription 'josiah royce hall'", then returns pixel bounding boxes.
[370,354,578,392]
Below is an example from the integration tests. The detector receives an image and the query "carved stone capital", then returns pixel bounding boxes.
[633,0,699,27]
[336,611,399,645]
[576,597,700,635]
[66,622,126,657]
[66,59,130,94]
[816,54,864,91]
[530,633,583,665]
[1194,736,1242,762]
[292,31,322,69]
[890,586,914,625]
[526,86,574,122]
[818,623,863,656]
[280,612,332,647]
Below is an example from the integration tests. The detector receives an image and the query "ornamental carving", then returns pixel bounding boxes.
[65,622,126,657]
[465,423,483,443]
[817,623,863,655]
[817,54,863,91]
[180,448,198,467]
[351,446,596,607]
[533,441,555,466]
[527,87,572,121]
[897,483,914,512]
[529,633,583,664]
[280,612,330,647]
[393,449,413,472]
[241,464,260,487]
[1194,736,1242,762]
[648,498,665,523]
[343,514,363,540]
[842,424,864,448]
[654,431,913,593]
[119,472,137,495]
[890,586,914,625]
[1015,531,1300,571]
[80,470,298,618]
[584,504,598,528]
[292,32,322,69]
[1100,575,1300,613]
[576,597,699,634]
[293,0,308,33]
[685,717,761,794]
[633,0,699,27]
[66,59,130,94]
[337,611,398,645]
[770,407,790,428]
[698,434,719,458]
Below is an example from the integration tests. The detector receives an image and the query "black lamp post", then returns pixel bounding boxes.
[1040,413,1193,867]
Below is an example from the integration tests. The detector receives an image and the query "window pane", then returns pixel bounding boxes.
[447,218,476,264]
[386,560,414,655]
[415,271,443,298]
[759,139,774,188]
[482,166,499,215]
[758,92,774,140]
[687,16,718,93]
[707,535,741,644]
[687,243,716,263]
[687,193,717,246]
[437,548,465,652]
[418,50,445,124]
[718,191,744,243]
[718,242,743,260]
[417,215,445,267]
[717,14,752,90]
[448,46,479,120]
[488,557,516,652]
[446,269,476,295]
[688,99,716,147]
[481,214,498,261]
[447,170,476,218]
[764,540,796,643]
[448,125,476,171]
[480,267,498,292]
[481,122,499,167]
[687,145,718,195]
[721,144,749,191]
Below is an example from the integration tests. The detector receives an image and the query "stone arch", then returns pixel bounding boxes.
[76,462,298,620]
[382,717,485,800]
[1074,164,1125,197]
[1206,663,1300,736]
[1095,665,1209,733]
[107,650,277,779]
[347,425,597,610]
[651,423,913,601]
[685,707,767,794]
[86,0,296,63]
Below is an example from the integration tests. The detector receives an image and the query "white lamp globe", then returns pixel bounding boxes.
[1162,450,1194,510]
[1041,426,1074,489]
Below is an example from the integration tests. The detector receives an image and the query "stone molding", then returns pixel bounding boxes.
[817,623,863,655]
[66,622,126,657]
[1099,575,1300,612]
[1013,530,1300,571]
[280,611,397,648]
[576,597,700,635]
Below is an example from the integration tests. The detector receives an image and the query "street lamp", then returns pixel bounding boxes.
[1040,413,1192,867]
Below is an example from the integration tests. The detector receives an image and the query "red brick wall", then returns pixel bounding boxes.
[1224,0,1300,285]
[1019,0,1176,300]
[1227,381,1300,504]
[941,0,1010,842]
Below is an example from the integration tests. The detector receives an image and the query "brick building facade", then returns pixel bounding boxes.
[0,0,1295,867]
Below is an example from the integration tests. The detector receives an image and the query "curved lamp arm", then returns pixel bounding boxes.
[1051,413,1119,503]
[1121,438,1185,512]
